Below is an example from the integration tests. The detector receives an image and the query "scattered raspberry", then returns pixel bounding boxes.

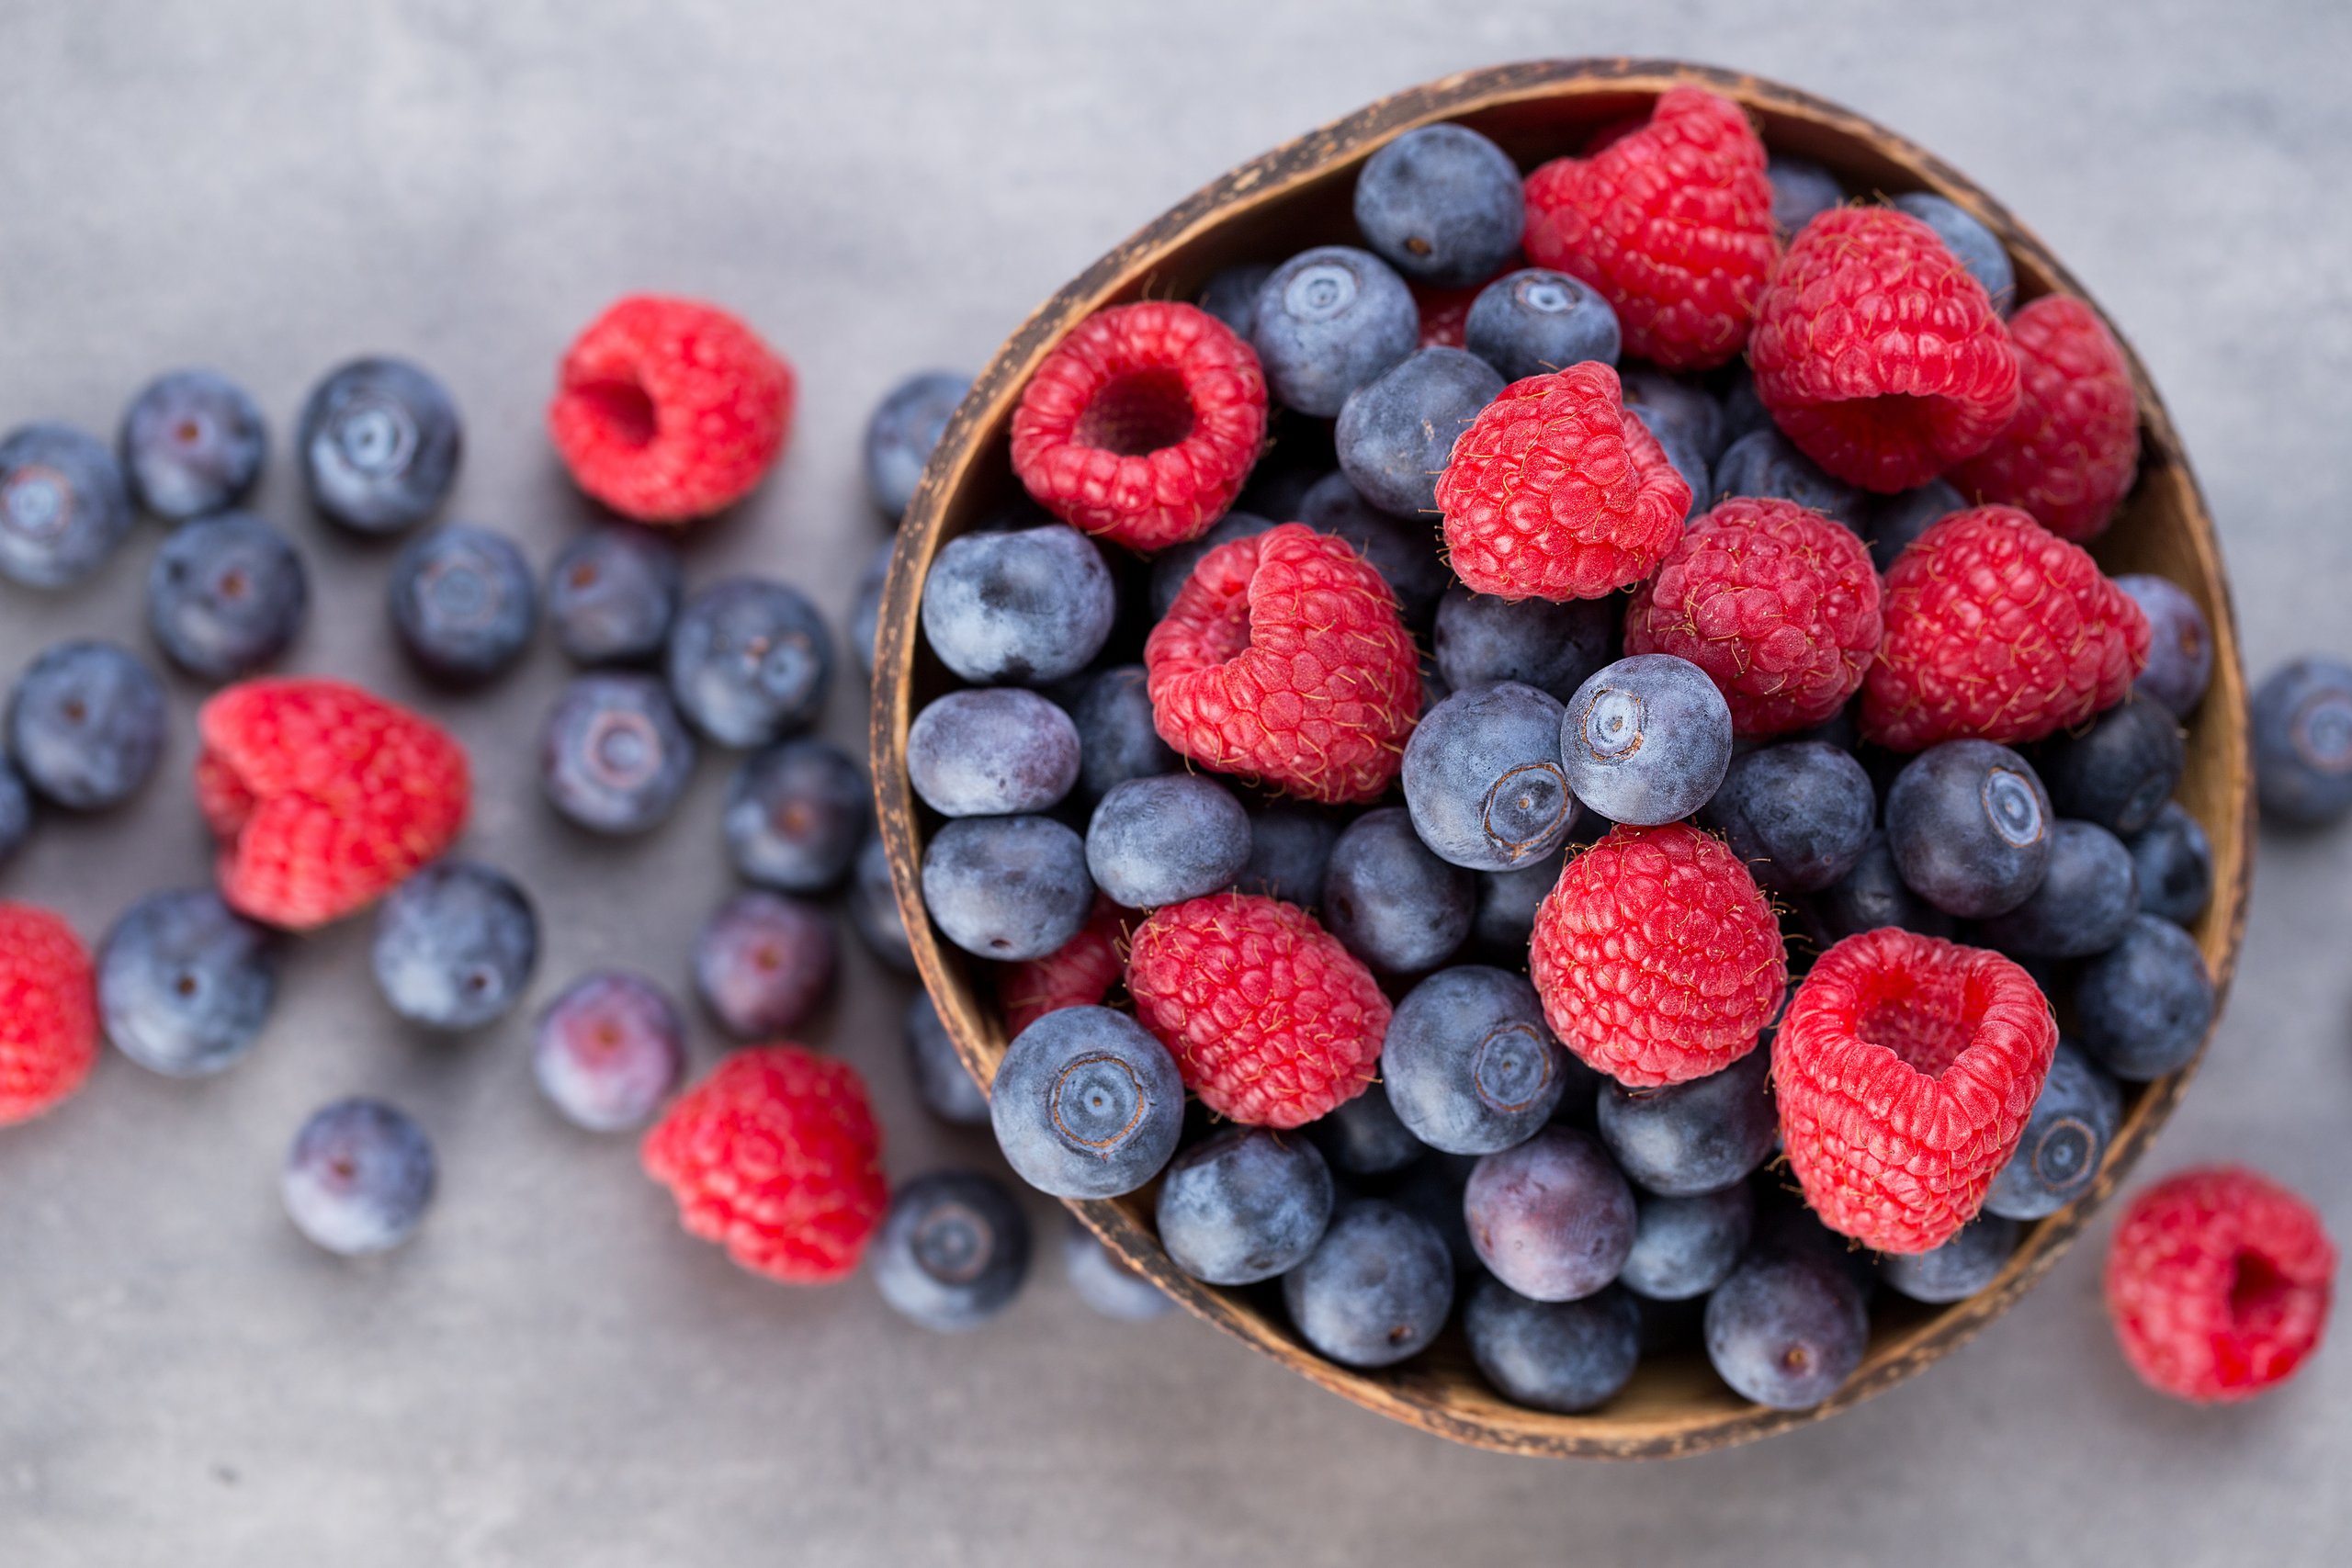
[1521,86,1777,369]
[548,295,795,525]
[197,678,470,931]
[1125,891,1388,1129]
[640,1043,888,1284]
[1145,521,1419,805]
[1529,823,1787,1089]
[1863,505,2150,750]
[1010,300,1268,552]
[2106,1166,2335,1403]
[1001,897,1127,1036]
[1623,495,1884,736]
[1433,364,1692,602]
[1952,294,2142,542]
[1748,206,2021,492]
[0,903,97,1125]
[1774,928,2057,1254]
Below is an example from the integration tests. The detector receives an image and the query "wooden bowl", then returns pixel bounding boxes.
[871,59,2252,1459]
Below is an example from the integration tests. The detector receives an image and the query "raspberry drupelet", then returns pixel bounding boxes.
[1000,897,1128,1036]
[1952,294,2142,542]
[0,903,98,1125]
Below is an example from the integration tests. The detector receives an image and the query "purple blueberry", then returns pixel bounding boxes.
[1881,1213,2020,1303]
[1239,798,1339,908]
[119,369,266,521]
[1892,192,2015,312]
[724,739,867,892]
[1085,773,1250,908]
[1322,807,1474,974]
[1352,123,1524,287]
[907,992,989,1126]
[865,371,971,521]
[1156,1126,1335,1285]
[1767,154,1844,235]
[2252,657,2352,827]
[98,888,278,1078]
[298,357,461,535]
[2075,913,2214,1081]
[1713,427,1864,531]
[2040,695,2184,838]
[1466,269,1622,382]
[908,687,1079,818]
[1433,584,1614,704]
[1561,653,1733,826]
[282,1099,436,1256]
[1594,1049,1776,1198]
[532,971,685,1132]
[546,526,681,666]
[1698,740,1874,895]
[1382,965,1568,1155]
[668,577,834,746]
[6,641,166,811]
[921,524,1114,686]
[1335,347,1504,519]
[1464,1277,1641,1413]
[989,1006,1183,1200]
[2115,574,2212,718]
[1860,478,1964,572]
[694,890,837,1038]
[1884,739,2053,918]
[1978,818,2140,958]
[1464,1126,1637,1302]
[1297,471,1449,627]
[1282,1199,1454,1368]
[1404,682,1574,872]
[146,511,310,681]
[389,523,537,685]
[0,423,133,589]
[1251,245,1419,417]
[539,673,697,834]
[371,862,538,1032]
[1620,1183,1754,1301]
[1984,1039,2120,1221]
[873,1171,1031,1333]
[1704,1247,1868,1409]
[2127,801,2213,927]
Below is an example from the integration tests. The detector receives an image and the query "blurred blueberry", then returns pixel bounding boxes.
[1353,123,1524,287]
[0,423,132,589]
[1157,1126,1335,1285]
[1464,1276,1640,1413]
[389,523,537,685]
[372,862,538,1032]
[850,539,894,681]
[1197,263,1276,341]
[2114,574,2212,718]
[119,369,266,521]
[907,992,989,1127]
[1620,1183,1753,1302]
[532,971,684,1132]
[298,357,461,534]
[1984,1040,2120,1222]
[725,739,868,892]
[147,511,309,681]
[1063,1217,1174,1321]
[865,371,970,521]
[873,1171,1031,1333]
[6,641,166,811]
[2127,801,2212,927]
[1881,1213,2019,1303]
[850,835,918,975]
[1767,154,1844,236]
[2252,657,2352,827]
[1978,819,2139,958]
[695,890,837,1038]
[540,673,697,834]
[282,1099,436,1256]
[668,577,834,746]
[99,889,278,1078]
[546,527,681,666]
[2075,914,2213,1081]
[1861,479,1965,572]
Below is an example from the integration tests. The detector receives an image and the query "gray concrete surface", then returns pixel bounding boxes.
[2,2,2347,1562]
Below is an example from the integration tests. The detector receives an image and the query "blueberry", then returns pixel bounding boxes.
[989,1006,1183,1199]
[1979,819,2139,958]
[1720,363,1773,446]
[1433,584,1613,703]
[873,1171,1032,1332]
[851,834,919,975]
[2040,696,2184,838]
[539,673,697,834]
[1403,682,1574,873]
[865,371,971,520]
[922,814,1092,961]
[1063,1217,1175,1320]
[1620,1183,1754,1301]
[667,577,833,746]
[1391,1151,1482,1271]
[371,862,538,1032]
[724,739,867,891]
[1085,773,1250,908]
[1713,428,1864,531]
[145,511,309,681]
[1322,807,1474,974]
[1335,347,1504,520]
[1304,1087,1427,1179]
[1860,478,1965,572]
[2075,913,2214,1081]
[0,423,132,589]
[921,524,1115,686]
[1703,1248,1869,1409]
[1984,1040,2120,1221]
[850,539,894,681]
[909,688,1080,818]
[1561,654,1733,826]
[1251,246,1420,418]
[119,369,266,521]
[1465,1126,1636,1302]
[1619,365,1726,467]
[1156,1126,1335,1285]
[1595,1050,1777,1197]
[532,971,684,1132]
[1810,829,1958,943]
[1239,798,1338,907]
[1698,741,1874,895]
[1198,263,1276,341]
[1383,965,1569,1155]
[2127,801,2213,927]
[282,1099,436,1256]
[1295,470,1449,627]
[546,527,681,666]
[298,357,461,534]
[6,641,166,811]
[98,889,278,1078]
[907,992,989,1126]
[0,759,29,866]
[1147,512,1275,621]
[2252,657,2352,827]
[1281,1198,1455,1367]
[1891,192,2016,312]
[1767,154,1844,236]
[694,890,836,1038]
[1464,269,1622,382]
[1884,739,2053,918]
[2110,574,2211,717]
[1471,846,1567,954]
[1881,1213,2020,1303]
[388,523,537,684]
[1464,1276,1639,1413]
[1352,123,1524,287]
[1637,420,1711,518]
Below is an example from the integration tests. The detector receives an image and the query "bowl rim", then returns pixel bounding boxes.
[870,57,2255,1459]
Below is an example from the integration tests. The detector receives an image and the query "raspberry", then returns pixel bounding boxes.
[1414,279,1480,348]
[1125,891,1388,1129]
[1145,522,1418,805]
[639,1043,888,1284]
[1521,86,1776,370]
[1863,505,2150,750]
[196,679,470,931]
[1623,496,1884,736]
[0,903,97,1124]
[2105,1167,2336,1403]
[1010,300,1268,552]
[1773,928,2057,1254]
[1528,823,1787,1089]
[1952,295,2142,542]
[1748,206,2022,492]
[1001,897,1128,1036]
[548,295,794,525]
[1433,364,1692,602]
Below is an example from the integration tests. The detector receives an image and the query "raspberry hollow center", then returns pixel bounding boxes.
[1072,368,1196,457]
[570,378,659,449]
[2228,1250,2291,1329]
[1857,989,1973,1080]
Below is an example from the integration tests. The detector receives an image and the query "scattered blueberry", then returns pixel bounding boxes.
[1979,818,2139,958]
[145,511,310,681]
[2127,801,2214,927]
[1620,1183,1754,1302]
[989,1006,1183,1199]
[282,1099,436,1256]
[371,861,539,1032]
[1560,653,1733,826]
[850,539,894,681]
[1239,797,1339,908]
[1156,1126,1335,1285]
[1884,739,2053,918]
[6,641,167,811]
[1984,1040,2120,1221]
[1619,365,1726,468]
[1147,512,1275,621]
[1335,347,1504,520]
[0,423,132,589]
[2252,656,2352,827]
[1465,1126,1636,1302]
[909,687,1080,818]
[1595,1050,1778,1198]
[532,971,684,1132]
[2115,574,2212,717]
[298,357,462,534]
[1433,584,1613,703]
[98,888,278,1078]
[1085,773,1250,909]
[907,992,989,1126]
[1282,1199,1455,1368]
[2075,913,2214,1081]
[1471,845,1568,954]
[1464,269,1622,382]
[1860,478,1965,572]
[1383,965,1568,1155]
[1296,470,1450,627]
[1198,263,1276,341]
[1809,829,1958,943]
[1251,245,1420,418]
[1891,192,2016,311]
[1304,1086,1427,1179]
[0,759,28,866]
[2039,695,2184,838]
[1881,1213,2020,1303]
[1404,682,1574,872]
[922,814,1092,961]
[1699,740,1874,895]
[119,369,267,521]
[539,673,697,834]
[1713,427,1864,531]
[1464,1276,1641,1414]
[851,835,918,975]
[873,1171,1032,1333]
[388,523,537,684]
[920,524,1115,686]
[1767,154,1844,235]
[1703,1247,1869,1409]
[724,739,867,892]
[1064,1217,1175,1320]
[1322,806,1475,973]
[865,371,971,520]
[668,577,834,746]
[1352,123,1524,287]
[694,890,838,1038]
[545,526,681,666]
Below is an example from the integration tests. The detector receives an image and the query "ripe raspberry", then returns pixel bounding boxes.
[1001,897,1128,1036]
[0,903,97,1125]
[1433,364,1692,602]
[639,1043,888,1284]
[2105,1166,2335,1403]
[1863,505,2150,750]
[1011,300,1268,552]
[1521,86,1776,370]
[548,295,794,525]
[1951,295,2142,542]
[1125,891,1388,1129]
[1529,823,1787,1089]
[1774,928,2057,1254]
[1624,496,1884,736]
[197,678,470,931]
[1414,279,1480,349]
[1145,522,1418,805]
[1748,206,2021,492]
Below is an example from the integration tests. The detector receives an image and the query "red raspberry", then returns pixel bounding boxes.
[1863,505,2150,750]
[548,295,794,525]
[1521,86,1777,370]
[2106,1167,2336,1404]
[1125,891,1388,1129]
[1145,521,1418,805]
[1748,206,2021,492]
[1951,295,2142,542]
[0,903,97,1125]
[639,1043,887,1285]
[1011,300,1268,552]
[1774,928,2057,1254]
[1001,897,1128,1036]
[1433,364,1692,602]
[197,679,470,931]
[1528,823,1787,1089]
[1414,279,1479,349]
[1623,496,1884,737]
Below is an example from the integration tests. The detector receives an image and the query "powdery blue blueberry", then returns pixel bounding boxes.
[2252,657,2352,827]
[1984,1040,2121,1221]
[532,971,684,1132]
[1297,470,1450,627]
[1595,1050,1777,1198]
[2041,695,2183,838]
[389,523,537,685]
[1698,740,1874,895]
[1620,1183,1754,1302]
[146,511,310,681]
[6,641,166,811]
[1352,123,1524,287]
[1148,512,1275,621]
[1465,269,1621,382]
[1464,1277,1641,1414]
[668,577,834,747]
[1323,807,1474,974]
[1433,584,1614,704]
[1862,478,1966,573]
[1810,829,1958,944]
[851,835,918,975]
[119,369,266,521]
[1156,1126,1335,1285]
[2127,801,2213,927]
[1979,819,2140,958]
[1063,1217,1174,1320]
[371,862,539,1032]
[1240,798,1339,908]
[1282,1198,1455,1368]
[989,1006,1183,1200]
[908,687,1080,818]
[1892,192,2016,312]
[1767,154,1844,236]
[724,739,868,891]
[865,371,971,520]
[2075,913,2214,1081]
[1560,654,1733,827]
[539,673,697,834]
[1884,739,2054,919]
[1713,427,1865,532]
[921,524,1114,686]
[1197,263,1276,341]
[1404,682,1574,872]
[1085,773,1250,908]
[1069,664,1177,802]
[907,992,989,1127]
[922,814,1093,962]
[1382,965,1568,1156]
[298,357,462,535]
[2115,574,2213,718]
[1305,1087,1427,1179]
[1619,366,1726,468]
[1251,245,1419,418]
[695,890,836,1039]
[546,526,681,667]
[1704,1248,1868,1409]
[99,888,278,1078]
[1465,1126,1636,1303]
[0,423,132,590]
[873,1170,1032,1333]
[1472,846,1568,955]
[1881,1213,2020,1303]
[282,1099,436,1256]
[1335,347,1504,520]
